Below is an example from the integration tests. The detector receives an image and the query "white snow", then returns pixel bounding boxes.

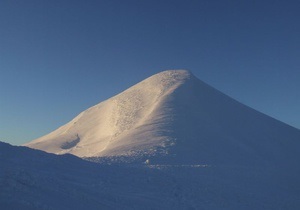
[25,70,300,168]
[2,69,300,209]
[1,141,300,209]
[24,70,192,157]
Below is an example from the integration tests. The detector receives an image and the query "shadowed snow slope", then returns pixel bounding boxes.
[1,141,300,209]
[25,70,300,166]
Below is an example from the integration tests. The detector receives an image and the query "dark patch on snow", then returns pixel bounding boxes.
[60,135,80,150]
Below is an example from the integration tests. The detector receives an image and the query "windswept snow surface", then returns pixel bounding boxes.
[25,70,300,168]
[1,141,300,210]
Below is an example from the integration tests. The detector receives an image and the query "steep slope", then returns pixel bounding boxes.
[25,70,300,166]
[25,70,190,157]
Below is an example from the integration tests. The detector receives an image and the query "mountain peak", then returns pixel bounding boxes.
[150,69,193,79]
[152,69,193,77]
[25,70,300,166]
[128,69,195,95]
[25,70,196,158]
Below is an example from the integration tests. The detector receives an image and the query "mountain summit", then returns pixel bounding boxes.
[25,70,300,165]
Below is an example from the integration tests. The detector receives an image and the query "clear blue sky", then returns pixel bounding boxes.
[1,0,299,145]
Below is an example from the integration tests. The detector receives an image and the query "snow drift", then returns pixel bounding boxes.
[1,141,300,209]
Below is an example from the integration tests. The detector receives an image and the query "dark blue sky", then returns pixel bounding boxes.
[1,0,300,145]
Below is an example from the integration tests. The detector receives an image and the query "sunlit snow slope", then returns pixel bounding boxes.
[25,70,300,166]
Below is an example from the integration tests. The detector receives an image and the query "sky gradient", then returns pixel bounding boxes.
[1,0,299,145]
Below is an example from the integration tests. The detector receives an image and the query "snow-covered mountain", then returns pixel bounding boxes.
[25,70,300,167]
[3,70,300,209]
